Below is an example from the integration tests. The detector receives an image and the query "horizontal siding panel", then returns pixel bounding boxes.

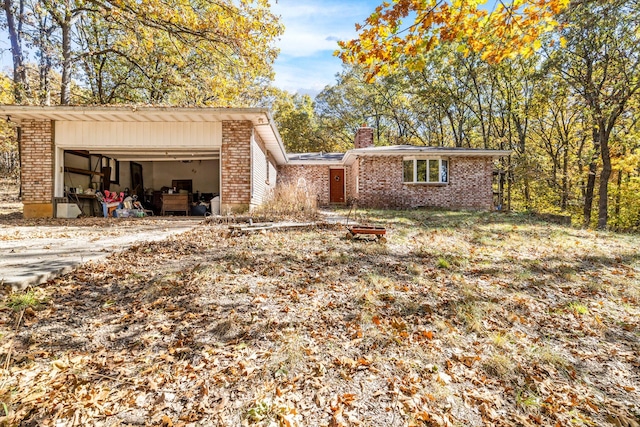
[251,138,268,206]
[55,121,222,149]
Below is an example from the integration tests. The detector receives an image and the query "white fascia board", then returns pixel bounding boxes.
[0,105,270,120]
[264,111,288,165]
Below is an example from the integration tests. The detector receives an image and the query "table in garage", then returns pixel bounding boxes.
[161,194,189,216]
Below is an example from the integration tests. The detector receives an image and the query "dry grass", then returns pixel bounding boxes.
[252,182,318,221]
[0,209,639,426]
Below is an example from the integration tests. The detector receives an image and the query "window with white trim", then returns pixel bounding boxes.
[402,158,448,183]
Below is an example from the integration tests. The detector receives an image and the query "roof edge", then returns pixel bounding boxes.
[285,160,345,166]
[343,147,512,164]
[0,104,271,115]
[264,111,288,165]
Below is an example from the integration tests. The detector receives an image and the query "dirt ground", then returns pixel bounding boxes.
[0,178,639,426]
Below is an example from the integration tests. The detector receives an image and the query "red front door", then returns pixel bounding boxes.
[329,169,345,203]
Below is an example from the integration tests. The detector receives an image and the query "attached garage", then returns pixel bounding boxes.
[1,106,287,218]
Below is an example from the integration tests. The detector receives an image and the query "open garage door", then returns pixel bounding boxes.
[55,121,222,216]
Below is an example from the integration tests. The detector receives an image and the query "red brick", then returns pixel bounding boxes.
[221,120,252,212]
[20,119,54,206]
[279,156,494,210]
[354,126,374,149]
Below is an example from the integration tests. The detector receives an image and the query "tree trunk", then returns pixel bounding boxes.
[597,124,612,229]
[523,159,531,210]
[60,15,72,105]
[561,145,569,211]
[37,17,54,106]
[39,39,52,105]
[583,126,600,227]
[507,155,512,212]
[613,168,622,229]
[446,111,462,147]
[4,0,29,103]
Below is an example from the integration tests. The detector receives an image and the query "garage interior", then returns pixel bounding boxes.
[52,115,225,217]
[62,149,220,216]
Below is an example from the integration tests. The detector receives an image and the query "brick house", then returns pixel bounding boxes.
[1,106,509,218]
[279,125,511,210]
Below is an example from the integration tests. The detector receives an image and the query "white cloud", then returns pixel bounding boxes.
[271,0,378,92]
[276,31,341,58]
[273,53,343,95]
[272,0,373,58]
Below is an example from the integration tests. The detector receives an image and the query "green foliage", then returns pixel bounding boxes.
[272,91,324,153]
[436,258,450,269]
[315,66,424,147]
[6,290,44,312]
[567,302,589,316]
[246,400,272,422]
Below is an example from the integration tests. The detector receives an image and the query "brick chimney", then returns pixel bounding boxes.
[354,123,374,149]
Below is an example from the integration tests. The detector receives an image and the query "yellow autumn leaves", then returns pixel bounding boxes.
[338,0,571,79]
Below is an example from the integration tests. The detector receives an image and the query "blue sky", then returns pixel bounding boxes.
[270,0,381,96]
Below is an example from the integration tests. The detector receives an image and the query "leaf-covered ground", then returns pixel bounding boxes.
[0,178,21,221]
[1,210,639,426]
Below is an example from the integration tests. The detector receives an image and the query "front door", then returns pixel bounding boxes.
[329,169,345,203]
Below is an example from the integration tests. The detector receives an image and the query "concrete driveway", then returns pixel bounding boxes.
[0,218,200,291]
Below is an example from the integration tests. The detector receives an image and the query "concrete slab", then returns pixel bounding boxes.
[0,219,200,291]
[318,209,356,225]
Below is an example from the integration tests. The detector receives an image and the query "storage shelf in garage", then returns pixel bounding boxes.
[64,166,104,177]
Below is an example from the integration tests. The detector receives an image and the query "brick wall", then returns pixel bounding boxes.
[347,158,359,202]
[20,119,55,218]
[278,164,354,206]
[356,156,494,209]
[354,125,374,149]
[221,120,252,213]
[278,165,330,206]
[277,156,493,210]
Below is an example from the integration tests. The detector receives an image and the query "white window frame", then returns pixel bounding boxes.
[402,157,449,184]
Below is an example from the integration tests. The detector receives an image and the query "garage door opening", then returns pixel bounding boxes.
[59,149,220,216]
